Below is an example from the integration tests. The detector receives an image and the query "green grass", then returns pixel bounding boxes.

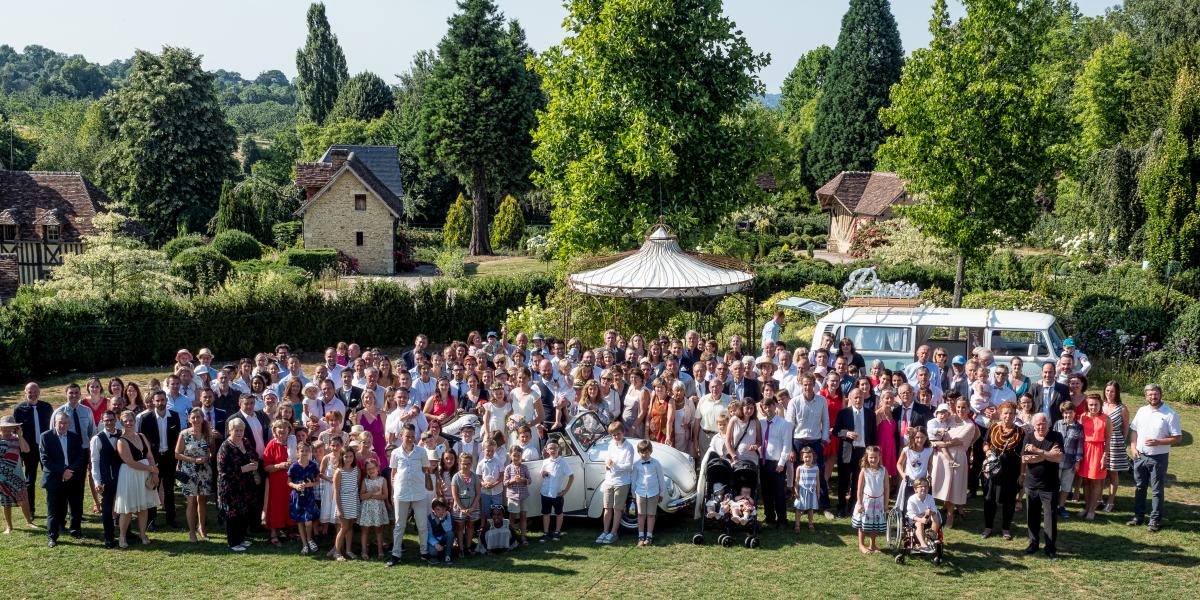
[2,372,1197,599]
[466,255,555,278]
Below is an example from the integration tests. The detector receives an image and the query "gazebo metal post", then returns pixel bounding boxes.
[744,285,755,358]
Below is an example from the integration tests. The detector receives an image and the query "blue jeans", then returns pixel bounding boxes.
[1132,453,1169,523]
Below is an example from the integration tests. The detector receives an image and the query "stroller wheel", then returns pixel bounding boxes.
[692,534,705,545]
[895,554,906,564]
[933,556,943,566]
[748,536,761,549]
[720,535,733,548]
[743,535,752,548]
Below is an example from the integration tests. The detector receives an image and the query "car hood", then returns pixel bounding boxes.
[588,437,696,494]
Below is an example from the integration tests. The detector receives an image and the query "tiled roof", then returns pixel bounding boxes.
[815,171,908,217]
[0,170,114,240]
[320,145,405,199]
[294,150,406,219]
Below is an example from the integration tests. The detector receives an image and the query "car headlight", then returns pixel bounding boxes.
[663,476,678,500]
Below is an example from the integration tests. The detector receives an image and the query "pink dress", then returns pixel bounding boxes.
[877,418,899,477]
[359,412,387,467]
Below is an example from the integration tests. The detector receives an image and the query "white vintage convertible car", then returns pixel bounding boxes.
[444,411,696,527]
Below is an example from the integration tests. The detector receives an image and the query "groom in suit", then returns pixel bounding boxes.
[39,413,85,547]
[137,391,182,529]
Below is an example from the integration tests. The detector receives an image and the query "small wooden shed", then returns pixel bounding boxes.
[816,171,909,254]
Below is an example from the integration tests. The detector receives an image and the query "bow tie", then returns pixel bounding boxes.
[642,460,652,464]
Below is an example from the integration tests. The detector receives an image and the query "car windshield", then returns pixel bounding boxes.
[570,412,607,451]
[1048,321,1066,356]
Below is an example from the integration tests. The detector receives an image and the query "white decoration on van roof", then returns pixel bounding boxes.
[842,266,921,299]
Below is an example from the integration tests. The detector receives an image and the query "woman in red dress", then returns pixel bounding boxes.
[262,419,295,544]
[1078,393,1108,521]
[821,372,845,495]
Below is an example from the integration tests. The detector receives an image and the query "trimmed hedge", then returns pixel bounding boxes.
[0,273,556,381]
[283,248,339,275]
[233,260,311,287]
[163,234,205,260]
[211,229,263,261]
[171,246,234,294]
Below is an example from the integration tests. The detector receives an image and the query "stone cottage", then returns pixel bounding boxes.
[294,145,406,275]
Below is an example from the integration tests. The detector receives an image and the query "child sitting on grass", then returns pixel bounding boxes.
[427,499,454,564]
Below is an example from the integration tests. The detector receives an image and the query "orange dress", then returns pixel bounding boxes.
[1079,413,1108,480]
[262,439,294,529]
[646,398,669,443]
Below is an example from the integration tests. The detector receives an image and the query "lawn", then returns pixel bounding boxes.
[1,373,1197,599]
[465,255,556,278]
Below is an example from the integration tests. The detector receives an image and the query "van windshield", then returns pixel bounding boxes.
[844,325,910,353]
[1048,321,1066,356]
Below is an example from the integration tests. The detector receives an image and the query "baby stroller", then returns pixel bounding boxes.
[692,451,761,548]
[885,478,944,565]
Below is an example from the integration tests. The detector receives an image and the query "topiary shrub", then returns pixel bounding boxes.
[282,248,339,275]
[162,234,205,260]
[210,229,263,261]
[171,246,233,294]
[443,193,472,248]
[490,194,525,250]
[272,221,303,249]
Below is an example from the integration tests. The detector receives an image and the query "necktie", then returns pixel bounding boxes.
[208,410,214,425]
[71,406,83,442]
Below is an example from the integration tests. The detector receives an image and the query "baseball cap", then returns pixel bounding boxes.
[532,333,545,341]
[1063,337,1076,348]
[935,403,951,414]
[487,331,498,339]
[952,355,966,366]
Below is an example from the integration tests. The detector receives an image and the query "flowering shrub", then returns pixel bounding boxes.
[848,222,889,259]
[525,233,557,261]
[334,249,359,275]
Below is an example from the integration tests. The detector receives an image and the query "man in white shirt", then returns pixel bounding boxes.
[784,373,831,516]
[387,425,431,565]
[696,381,732,455]
[305,379,346,429]
[409,363,438,407]
[597,422,634,544]
[1127,383,1183,532]
[990,366,1017,407]
[759,395,793,527]
[761,311,785,356]
[322,347,344,384]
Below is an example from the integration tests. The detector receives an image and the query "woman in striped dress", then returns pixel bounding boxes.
[1102,381,1130,513]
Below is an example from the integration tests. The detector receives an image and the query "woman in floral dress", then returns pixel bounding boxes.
[175,408,214,542]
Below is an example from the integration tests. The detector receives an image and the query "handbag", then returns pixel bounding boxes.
[981,450,1002,480]
[175,470,191,485]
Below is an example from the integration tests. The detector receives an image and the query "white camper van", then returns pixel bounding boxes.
[809,306,1067,378]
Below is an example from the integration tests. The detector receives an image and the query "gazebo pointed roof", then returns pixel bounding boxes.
[567,226,755,299]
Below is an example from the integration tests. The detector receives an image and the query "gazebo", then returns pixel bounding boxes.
[566,225,758,350]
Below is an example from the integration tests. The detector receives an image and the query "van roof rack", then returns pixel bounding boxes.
[844,297,923,308]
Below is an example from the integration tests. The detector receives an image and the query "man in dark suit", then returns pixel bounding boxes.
[197,389,228,439]
[680,330,703,373]
[39,413,84,547]
[1029,361,1069,423]
[13,382,52,514]
[401,334,431,372]
[137,390,181,529]
[533,359,558,430]
[729,361,761,403]
[90,410,122,547]
[892,384,932,449]
[835,389,878,517]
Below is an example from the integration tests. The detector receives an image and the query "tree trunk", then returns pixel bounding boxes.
[468,169,492,256]
[952,251,965,308]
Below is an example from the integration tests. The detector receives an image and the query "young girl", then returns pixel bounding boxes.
[852,446,890,554]
[793,447,820,532]
[288,442,320,555]
[451,453,480,556]
[503,445,531,546]
[318,436,343,546]
[435,450,459,506]
[357,458,389,559]
[331,448,360,561]
[896,429,933,511]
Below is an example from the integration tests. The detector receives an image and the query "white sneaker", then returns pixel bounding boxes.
[231,543,247,552]
[595,533,608,544]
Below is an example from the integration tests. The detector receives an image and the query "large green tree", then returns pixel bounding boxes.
[877,0,1060,306]
[531,0,769,257]
[805,0,903,188]
[295,2,349,125]
[1141,66,1200,269]
[422,0,541,255]
[327,71,394,122]
[778,45,833,206]
[780,45,832,123]
[95,47,238,243]
[1071,31,1147,160]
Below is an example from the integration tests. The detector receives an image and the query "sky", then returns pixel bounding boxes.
[0,0,1120,93]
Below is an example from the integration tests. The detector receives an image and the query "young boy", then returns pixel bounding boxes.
[517,425,540,462]
[503,445,531,546]
[476,436,506,539]
[1052,400,1083,519]
[453,420,482,468]
[632,440,664,546]
[905,478,941,553]
[427,499,454,564]
[598,420,634,544]
[539,441,574,542]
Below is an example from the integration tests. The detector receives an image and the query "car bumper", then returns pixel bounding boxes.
[662,491,696,513]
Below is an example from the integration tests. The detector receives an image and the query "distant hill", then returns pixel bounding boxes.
[757,93,781,108]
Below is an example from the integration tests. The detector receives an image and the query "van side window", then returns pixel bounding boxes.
[990,329,1048,357]
[844,326,911,353]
